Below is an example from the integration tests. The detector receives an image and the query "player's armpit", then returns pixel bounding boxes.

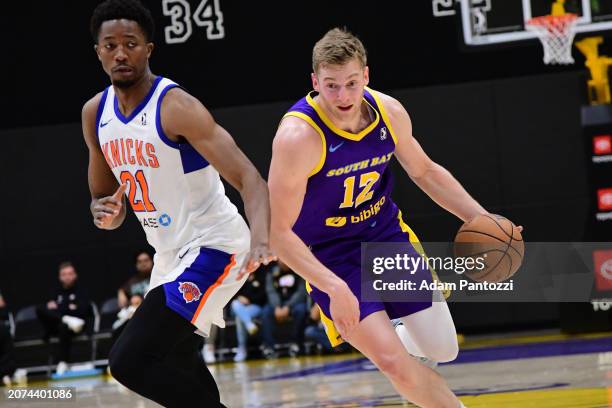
[159,88,261,192]
[377,94,437,181]
[160,88,273,261]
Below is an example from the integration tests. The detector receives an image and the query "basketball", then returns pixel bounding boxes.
[453,214,524,283]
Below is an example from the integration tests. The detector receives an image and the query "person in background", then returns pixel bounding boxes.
[304,302,333,354]
[261,261,308,358]
[36,262,91,375]
[230,266,267,362]
[112,294,143,333]
[118,251,153,309]
[112,251,152,343]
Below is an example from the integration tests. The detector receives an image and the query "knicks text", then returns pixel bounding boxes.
[101,137,159,169]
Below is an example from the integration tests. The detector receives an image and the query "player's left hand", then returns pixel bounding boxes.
[236,244,277,280]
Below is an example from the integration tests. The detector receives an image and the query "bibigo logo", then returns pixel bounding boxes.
[178,282,202,303]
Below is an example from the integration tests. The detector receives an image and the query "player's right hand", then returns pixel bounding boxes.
[92,184,127,229]
[329,281,360,341]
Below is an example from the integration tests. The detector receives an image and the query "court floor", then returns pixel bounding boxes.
[2,331,611,407]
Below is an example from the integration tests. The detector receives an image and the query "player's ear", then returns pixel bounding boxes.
[311,72,319,92]
[364,66,369,86]
[146,42,154,58]
[94,44,102,61]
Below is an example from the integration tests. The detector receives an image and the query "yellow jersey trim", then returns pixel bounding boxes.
[305,92,380,141]
[305,281,344,347]
[366,86,398,145]
[283,111,326,177]
[396,211,451,299]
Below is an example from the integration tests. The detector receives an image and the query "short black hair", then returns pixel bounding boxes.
[90,0,155,43]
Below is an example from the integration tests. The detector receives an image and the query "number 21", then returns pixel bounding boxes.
[120,170,156,212]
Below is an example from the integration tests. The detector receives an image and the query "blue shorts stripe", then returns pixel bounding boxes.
[163,247,233,323]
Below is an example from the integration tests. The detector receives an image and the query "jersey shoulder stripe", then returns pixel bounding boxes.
[153,82,210,174]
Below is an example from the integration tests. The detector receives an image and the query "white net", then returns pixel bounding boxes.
[526,14,578,65]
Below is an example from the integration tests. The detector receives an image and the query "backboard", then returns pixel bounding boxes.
[448,0,612,46]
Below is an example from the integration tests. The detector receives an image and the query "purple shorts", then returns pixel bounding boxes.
[307,214,433,346]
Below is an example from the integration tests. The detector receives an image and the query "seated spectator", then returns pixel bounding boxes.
[230,267,267,362]
[261,261,307,358]
[304,303,334,355]
[36,262,90,375]
[0,290,16,386]
[112,251,152,343]
[112,294,143,332]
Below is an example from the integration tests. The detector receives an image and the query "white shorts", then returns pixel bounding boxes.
[149,243,249,337]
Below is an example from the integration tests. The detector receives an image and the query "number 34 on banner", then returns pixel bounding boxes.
[162,0,224,44]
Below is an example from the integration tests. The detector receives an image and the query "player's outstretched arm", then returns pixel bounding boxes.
[82,95,127,230]
[268,117,360,339]
[379,92,488,223]
[160,88,274,274]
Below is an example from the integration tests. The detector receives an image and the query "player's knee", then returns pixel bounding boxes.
[373,352,414,385]
[108,343,139,385]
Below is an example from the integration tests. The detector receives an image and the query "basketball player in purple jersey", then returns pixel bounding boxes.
[83,1,274,406]
[269,28,519,407]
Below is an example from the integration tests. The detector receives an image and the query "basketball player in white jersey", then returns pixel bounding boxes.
[82,1,274,406]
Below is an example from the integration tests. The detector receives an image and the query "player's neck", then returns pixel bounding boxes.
[318,97,373,134]
[113,72,157,117]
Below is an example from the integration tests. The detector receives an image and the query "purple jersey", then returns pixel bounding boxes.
[285,88,438,344]
[287,87,400,262]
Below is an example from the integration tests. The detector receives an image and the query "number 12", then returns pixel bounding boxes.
[339,171,380,208]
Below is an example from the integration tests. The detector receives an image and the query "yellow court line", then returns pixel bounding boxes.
[459,387,610,408]
[333,388,610,408]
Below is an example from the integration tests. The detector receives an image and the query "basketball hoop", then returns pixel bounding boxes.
[526,13,578,65]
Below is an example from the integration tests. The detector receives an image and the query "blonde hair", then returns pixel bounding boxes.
[312,28,367,73]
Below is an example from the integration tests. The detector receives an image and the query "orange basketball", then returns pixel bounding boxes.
[453,214,524,283]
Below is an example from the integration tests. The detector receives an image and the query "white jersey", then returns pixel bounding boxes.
[96,76,250,258]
